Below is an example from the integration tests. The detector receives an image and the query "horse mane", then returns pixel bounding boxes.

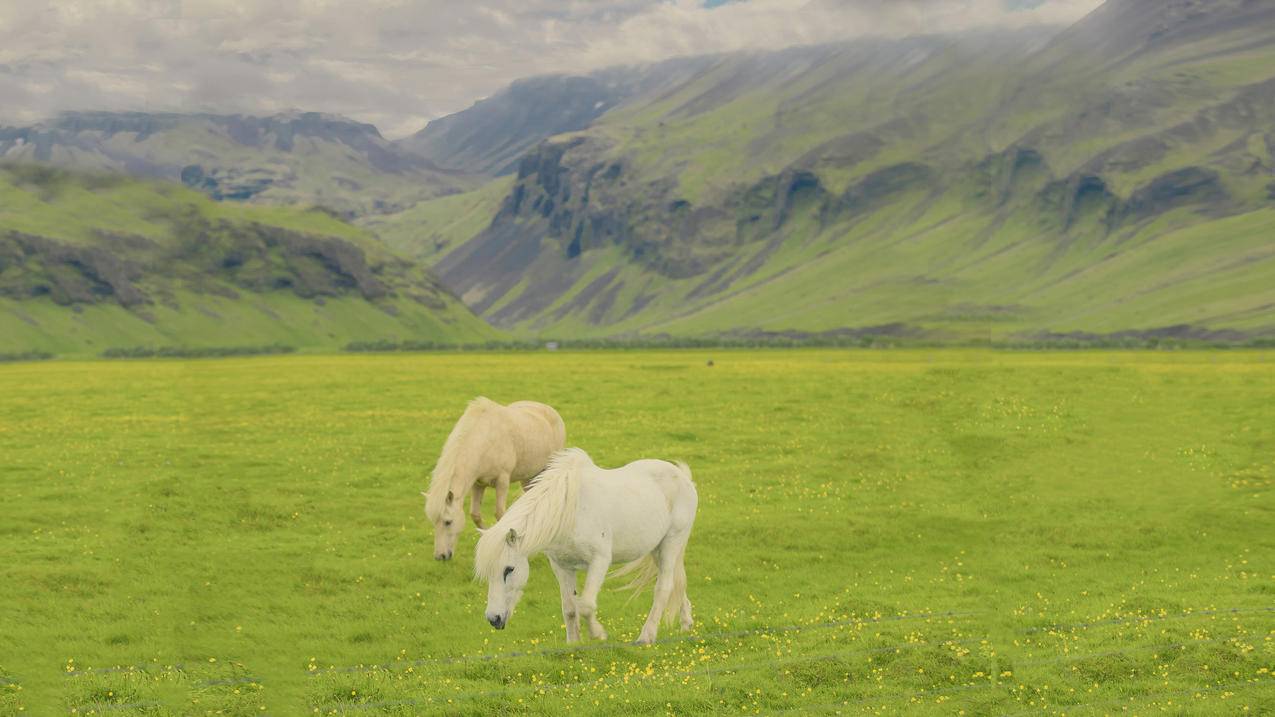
[474,448,590,580]
[425,396,501,521]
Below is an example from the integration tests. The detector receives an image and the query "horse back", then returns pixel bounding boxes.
[509,401,564,435]
[503,402,567,481]
[618,459,697,522]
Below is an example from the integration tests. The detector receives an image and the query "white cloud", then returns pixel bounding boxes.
[0,0,1102,138]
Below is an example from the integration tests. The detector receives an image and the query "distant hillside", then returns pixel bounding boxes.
[0,111,474,218]
[358,176,515,264]
[0,165,496,357]
[394,59,714,176]
[399,0,1275,342]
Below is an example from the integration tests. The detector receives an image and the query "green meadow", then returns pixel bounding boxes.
[1,350,1272,715]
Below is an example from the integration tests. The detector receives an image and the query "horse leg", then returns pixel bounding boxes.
[637,535,698,643]
[494,472,512,519]
[636,545,685,645]
[468,484,485,528]
[548,558,581,643]
[578,556,610,641]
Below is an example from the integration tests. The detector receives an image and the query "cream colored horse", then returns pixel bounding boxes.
[475,448,697,645]
[423,397,565,560]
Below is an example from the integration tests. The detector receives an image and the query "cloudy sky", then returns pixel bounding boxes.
[0,0,1102,138]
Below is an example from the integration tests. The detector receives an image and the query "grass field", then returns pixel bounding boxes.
[2,350,1273,715]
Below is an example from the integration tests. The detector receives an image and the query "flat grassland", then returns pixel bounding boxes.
[1,350,1272,715]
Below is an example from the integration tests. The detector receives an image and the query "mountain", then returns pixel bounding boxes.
[394,59,715,176]
[395,0,1275,342]
[0,111,473,218]
[0,164,496,357]
[1040,0,1275,60]
[395,75,629,177]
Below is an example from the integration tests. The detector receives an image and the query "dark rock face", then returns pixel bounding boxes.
[1121,167,1227,221]
[1039,174,1119,231]
[0,210,448,311]
[179,164,207,188]
[0,233,147,307]
[179,164,273,201]
[839,164,933,215]
[437,136,717,318]
[442,135,746,296]
[773,170,828,230]
[736,170,830,241]
[167,215,400,302]
[1039,166,1230,230]
[975,146,1049,205]
[199,224,391,301]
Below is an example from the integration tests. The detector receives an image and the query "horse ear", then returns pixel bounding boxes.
[445,490,454,505]
[505,528,518,546]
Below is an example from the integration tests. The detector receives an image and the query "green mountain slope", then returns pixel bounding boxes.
[0,112,474,218]
[357,176,514,264]
[0,165,497,356]
[411,0,1275,342]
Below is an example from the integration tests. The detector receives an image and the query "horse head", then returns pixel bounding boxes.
[425,488,464,560]
[479,528,530,629]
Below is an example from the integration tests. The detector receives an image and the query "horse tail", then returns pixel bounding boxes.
[610,555,659,597]
[674,461,694,488]
[610,545,689,628]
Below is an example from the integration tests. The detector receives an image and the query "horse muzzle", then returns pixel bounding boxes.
[434,550,453,561]
[487,613,507,630]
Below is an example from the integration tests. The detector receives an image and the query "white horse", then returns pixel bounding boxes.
[474,448,697,645]
[423,397,566,561]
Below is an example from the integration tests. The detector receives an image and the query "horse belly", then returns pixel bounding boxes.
[611,533,667,563]
[607,505,672,563]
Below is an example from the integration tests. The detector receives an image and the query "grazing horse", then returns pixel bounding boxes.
[423,397,565,561]
[474,448,697,645]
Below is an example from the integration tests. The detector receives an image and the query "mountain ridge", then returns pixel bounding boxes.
[0,110,474,218]
[399,1,1275,341]
[394,57,719,176]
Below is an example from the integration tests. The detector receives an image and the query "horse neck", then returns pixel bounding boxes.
[433,407,500,496]
[511,471,580,555]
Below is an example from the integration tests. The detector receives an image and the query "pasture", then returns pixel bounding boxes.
[1,350,1272,715]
